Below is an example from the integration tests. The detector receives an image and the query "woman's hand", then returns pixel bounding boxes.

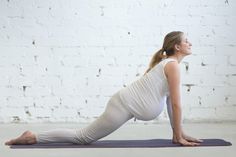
[172,132,203,146]
[182,133,203,143]
[175,137,201,146]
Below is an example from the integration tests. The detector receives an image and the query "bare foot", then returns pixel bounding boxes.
[5,130,37,145]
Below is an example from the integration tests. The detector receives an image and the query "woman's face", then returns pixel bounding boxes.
[178,34,192,56]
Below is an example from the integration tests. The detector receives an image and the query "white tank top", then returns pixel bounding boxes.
[119,58,177,121]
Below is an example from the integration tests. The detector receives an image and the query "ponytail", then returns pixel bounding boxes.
[144,48,166,75]
[144,31,184,75]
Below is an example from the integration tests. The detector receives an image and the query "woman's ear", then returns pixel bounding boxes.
[174,44,180,51]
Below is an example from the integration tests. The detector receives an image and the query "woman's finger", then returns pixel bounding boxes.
[185,136,203,143]
[195,139,203,143]
[179,139,200,146]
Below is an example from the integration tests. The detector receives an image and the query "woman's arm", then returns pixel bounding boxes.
[166,96,181,143]
[165,61,183,139]
[166,96,174,129]
[167,95,203,145]
[165,61,202,146]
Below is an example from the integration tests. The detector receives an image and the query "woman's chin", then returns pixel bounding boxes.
[186,51,192,55]
[183,52,191,56]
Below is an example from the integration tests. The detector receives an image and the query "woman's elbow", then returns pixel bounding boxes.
[171,103,182,110]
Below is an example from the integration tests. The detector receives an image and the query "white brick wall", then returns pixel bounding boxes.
[0,0,235,123]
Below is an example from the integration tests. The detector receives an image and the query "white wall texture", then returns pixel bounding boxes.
[0,0,235,123]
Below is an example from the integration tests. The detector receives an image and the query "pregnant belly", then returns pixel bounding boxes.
[126,100,165,121]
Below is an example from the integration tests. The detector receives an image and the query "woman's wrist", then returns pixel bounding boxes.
[172,130,183,140]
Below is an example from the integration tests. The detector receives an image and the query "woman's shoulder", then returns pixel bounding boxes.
[161,58,178,67]
[163,59,180,80]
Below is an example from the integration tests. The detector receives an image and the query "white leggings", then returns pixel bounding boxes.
[35,92,134,144]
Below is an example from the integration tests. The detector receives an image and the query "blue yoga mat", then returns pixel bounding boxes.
[10,139,232,149]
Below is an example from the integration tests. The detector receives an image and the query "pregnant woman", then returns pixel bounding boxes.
[5,31,202,146]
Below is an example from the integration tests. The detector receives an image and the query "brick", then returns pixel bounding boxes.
[0,67,19,76]
[181,94,200,107]
[33,96,60,108]
[229,54,236,65]
[202,55,228,65]
[181,86,215,98]
[6,96,34,107]
[101,66,136,77]
[201,15,228,26]
[88,56,115,67]
[51,85,76,97]
[215,45,236,55]
[215,106,236,121]
[200,0,226,6]
[34,76,61,87]
[24,86,52,97]
[201,93,226,107]
[73,67,100,78]
[187,107,217,120]
[181,74,202,85]
[100,86,122,96]
[0,86,23,97]
[215,65,236,75]
[0,107,26,118]
[226,16,236,27]
[226,96,236,106]
[198,75,227,86]
[186,64,216,75]
[191,46,215,55]
[52,107,78,118]
[87,75,123,87]
[19,65,46,77]
[228,76,236,86]
[212,86,236,96]
[182,55,203,65]
[0,76,10,86]
[28,106,52,117]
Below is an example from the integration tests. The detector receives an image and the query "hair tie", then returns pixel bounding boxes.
[161,48,167,57]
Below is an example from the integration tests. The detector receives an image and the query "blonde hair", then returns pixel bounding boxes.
[144,31,184,74]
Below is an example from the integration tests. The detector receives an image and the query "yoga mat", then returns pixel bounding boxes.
[10,139,231,149]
